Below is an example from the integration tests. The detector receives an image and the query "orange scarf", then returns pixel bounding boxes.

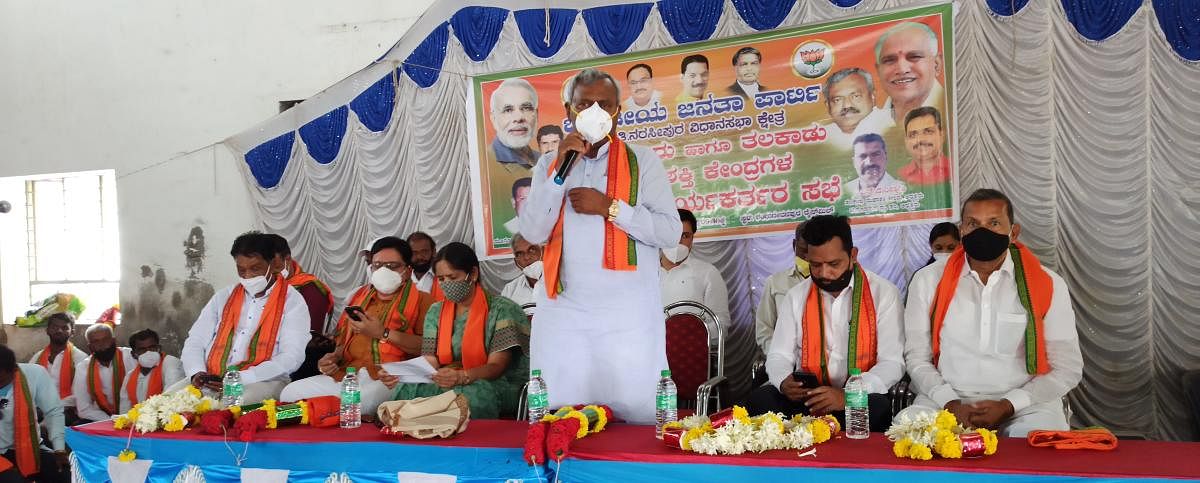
[207,275,289,374]
[10,368,41,476]
[542,139,639,299]
[286,259,335,317]
[929,243,1052,374]
[88,352,126,415]
[436,284,489,370]
[125,357,165,406]
[335,282,423,364]
[36,343,76,399]
[799,264,877,385]
[1027,428,1118,450]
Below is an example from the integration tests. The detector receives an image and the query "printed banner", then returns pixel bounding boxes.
[468,4,956,258]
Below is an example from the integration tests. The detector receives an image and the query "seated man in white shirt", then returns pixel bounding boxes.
[660,209,731,341]
[27,312,87,425]
[0,345,69,483]
[900,189,1082,437]
[407,231,437,294]
[747,215,903,431]
[754,221,810,354]
[71,324,136,423]
[119,329,185,411]
[174,231,311,404]
[500,233,542,308]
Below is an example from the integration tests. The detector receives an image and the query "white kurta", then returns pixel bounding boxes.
[72,348,137,420]
[412,271,435,294]
[521,142,682,424]
[754,266,807,353]
[500,275,540,308]
[29,344,89,407]
[118,355,187,411]
[659,256,731,343]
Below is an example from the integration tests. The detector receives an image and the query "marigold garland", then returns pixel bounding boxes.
[886,410,998,460]
[663,406,841,455]
[524,404,614,465]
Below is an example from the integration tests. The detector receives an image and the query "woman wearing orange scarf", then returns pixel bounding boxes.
[392,243,530,419]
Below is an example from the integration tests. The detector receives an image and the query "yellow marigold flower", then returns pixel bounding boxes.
[113,416,130,430]
[197,399,213,414]
[809,420,832,444]
[908,442,933,460]
[937,436,963,459]
[978,429,999,455]
[185,385,202,398]
[682,426,709,451]
[732,406,751,425]
[761,413,785,432]
[935,410,958,430]
[127,407,140,422]
[540,414,560,423]
[663,421,684,431]
[298,401,310,425]
[893,437,912,458]
[117,449,137,463]
[587,405,608,433]
[164,414,187,432]
[263,400,278,429]
[821,415,841,434]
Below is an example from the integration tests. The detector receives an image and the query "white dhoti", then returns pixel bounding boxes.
[897,394,1069,438]
[279,372,393,416]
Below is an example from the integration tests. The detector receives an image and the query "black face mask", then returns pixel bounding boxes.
[411,261,432,274]
[814,264,855,293]
[962,228,1011,261]
[95,346,117,363]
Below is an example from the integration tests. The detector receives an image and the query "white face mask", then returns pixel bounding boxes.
[137,351,161,369]
[521,260,544,280]
[575,102,613,144]
[662,244,691,264]
[932,252,951,262]
[240,275,269,295]
[370,267,404,294]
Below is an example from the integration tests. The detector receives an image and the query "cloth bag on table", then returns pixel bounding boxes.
[377,391,470,439]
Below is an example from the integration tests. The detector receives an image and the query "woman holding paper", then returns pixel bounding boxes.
[280,236,435,416]
[392,242,530,419]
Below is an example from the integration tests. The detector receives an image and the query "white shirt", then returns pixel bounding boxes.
[521,141,681,424]
[736,81,760,97]
[412,271,435,294]
[659,255,731,341]
[72,347,136,421]
[847,172,906,198]
[500,274,541,308]
[822,107,896,150]
[118,355,186,411]
[28,344,88,407]
[622,91,663,111]
[181,282,311,385]
[904,253,1083,413]
[755,266,808,353]
[883,81,945,124]
[0,364,65,453]
[767,268,904,394]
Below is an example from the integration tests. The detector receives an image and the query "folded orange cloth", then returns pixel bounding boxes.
[1028,428,1118,450]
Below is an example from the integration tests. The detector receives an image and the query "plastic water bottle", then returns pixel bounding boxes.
[655,369,677,439]
[221,366,243,407]
[527,369,549,423]
[340,367,362,428]
[845,368,870,439]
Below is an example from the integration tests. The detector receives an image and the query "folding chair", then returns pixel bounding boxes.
[663,300,726,416]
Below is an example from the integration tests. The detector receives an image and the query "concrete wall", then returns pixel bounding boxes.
[0,0,436,358]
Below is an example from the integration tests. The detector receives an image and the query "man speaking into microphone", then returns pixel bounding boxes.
[520,68,682,423]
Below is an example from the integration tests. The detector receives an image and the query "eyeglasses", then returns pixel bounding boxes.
[370,261,407,271]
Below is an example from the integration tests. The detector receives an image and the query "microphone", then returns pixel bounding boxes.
[553,150,581,185]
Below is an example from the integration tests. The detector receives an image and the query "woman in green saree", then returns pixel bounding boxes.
[392,242,530,418]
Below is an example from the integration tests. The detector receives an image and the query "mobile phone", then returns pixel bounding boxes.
[201,374,222,384]
[345,305,365,321]
[791,371,821,388]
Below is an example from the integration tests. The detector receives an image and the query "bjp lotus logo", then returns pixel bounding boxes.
[792,40,834,79]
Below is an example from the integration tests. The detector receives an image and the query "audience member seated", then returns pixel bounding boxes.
[393,242,530,419]
[407,231,437,294]
[754,221,809,354]
[899,189,1082,437]
[28,313,87,425]
[281,237,434,416]
[71,324,135,423]
[500,233,543,308]
[0,345,68,483]
[269,234,335,334]
[925,221,960,265]
[659,209,731,341]
[747,215,903,432]
[173,231,311,404]
[119,329,185,411]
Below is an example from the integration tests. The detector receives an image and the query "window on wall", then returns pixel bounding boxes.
[0,169,120,325]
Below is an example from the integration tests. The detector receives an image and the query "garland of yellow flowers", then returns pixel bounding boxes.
[539,405,609,439]
[887,410,999,460]
[662,406,841,455]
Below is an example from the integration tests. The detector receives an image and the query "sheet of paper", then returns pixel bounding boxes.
[381,357,437,383]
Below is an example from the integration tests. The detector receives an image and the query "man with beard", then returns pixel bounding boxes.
[407,231,437,294]
[487,78,540,168]
[500,233,543,308]
[675,55,710,103]
[846,133,906,198]
[71,324,135,423]
[821,68,895,150]
[622,63,662,111]
[724,47,767,100]
[28,313,87,424]
[898,106,952,185]
[875,21,945,128]
[898,189,1082,437]
[747,215,902,432]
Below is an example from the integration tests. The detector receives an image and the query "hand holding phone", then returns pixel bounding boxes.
[345,305,365,321]
[792,371,821,388]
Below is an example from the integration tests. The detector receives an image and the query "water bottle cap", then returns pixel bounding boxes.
[531,369,541,376]
[225,365,238,373]
[849,368,861,376]
[661,369,671,377]
[346,367,356,374]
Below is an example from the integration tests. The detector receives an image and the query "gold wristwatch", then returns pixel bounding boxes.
[607,199,620,222]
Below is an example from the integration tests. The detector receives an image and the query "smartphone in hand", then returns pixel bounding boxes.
[345,305,365,321]
[792,371,821,388]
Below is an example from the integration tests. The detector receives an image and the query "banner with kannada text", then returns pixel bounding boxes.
[469,3,956,258]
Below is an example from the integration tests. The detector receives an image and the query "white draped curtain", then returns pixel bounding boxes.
[233,0,1200,440]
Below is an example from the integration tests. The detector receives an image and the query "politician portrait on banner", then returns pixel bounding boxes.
[469,4,956,258]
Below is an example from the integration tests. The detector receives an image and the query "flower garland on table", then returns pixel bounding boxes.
[885,410,998,460]
[661,406,841,456]
[524,405,613,465]
[112,386,219,462]
[195,396,334,442]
